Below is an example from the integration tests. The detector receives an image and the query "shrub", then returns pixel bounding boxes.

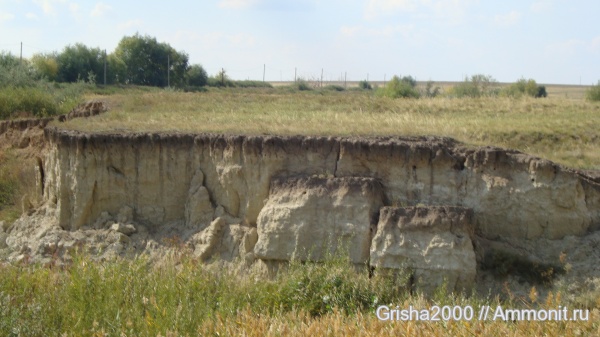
[587,81,600,101]
[449,74,498,98]
[186,64,208,87]
[358,80,372,90]
[323,84,345,92]
[234,80,273,88]
[293,78,312,91]
[501,78,547,98]
[423,80,441,98]
[0,87,60,119]
[207,69,235,87]
[377,75,420,99]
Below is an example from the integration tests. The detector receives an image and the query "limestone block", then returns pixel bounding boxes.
[370,206,476,292]
[192,217,256,261]
[254,176,384,264]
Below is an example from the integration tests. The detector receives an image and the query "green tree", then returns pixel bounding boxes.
[186,64,208,87]
[114,33,189,87]
[56,43,104,83]
[30,53,59,81]
[377,75,420,98]
[105,53,127,85]
[0,52,21,69]
[0,52,37,88]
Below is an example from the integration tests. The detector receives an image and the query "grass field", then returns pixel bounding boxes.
[60,85,600,169]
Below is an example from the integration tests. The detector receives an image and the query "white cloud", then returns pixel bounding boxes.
[0,11,15,22]
[366,0,417,18]
[340,24,415,38]
[218,0,261,10]
[117,19,143,30]
[32,0,67,17]
[587,36,600,54]
[530,0,551,13]
[68,2,81,19]
[365,0,475,24]
[91,2,112,17]
[494,10,522,26]
[174,30,256,48]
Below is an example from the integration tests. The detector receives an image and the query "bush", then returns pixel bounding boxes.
[587,81,600,101]
[0,87,60,118]
[449,74,498,98]
[377,75,420,99]
[292,78,312,91]
[358,80,372,90]
[423,80,441,98]
[234,80,273,88]
[323,84,345,92]
[501,78,547,98]
[186,64,208,87]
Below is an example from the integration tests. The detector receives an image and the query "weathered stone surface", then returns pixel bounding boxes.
[254,176,384,264]
[110,223,137,236]
[370,206,476,292]
[191,217,257,262]
[184,168,214,229]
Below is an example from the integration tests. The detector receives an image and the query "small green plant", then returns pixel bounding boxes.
[587,81,600,101]
[377,75,420,99]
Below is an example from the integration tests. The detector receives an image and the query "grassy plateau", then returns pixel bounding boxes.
[61,85,600,170]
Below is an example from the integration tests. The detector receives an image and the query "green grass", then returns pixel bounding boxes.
[1,252,596,336]
[0,252,406,335]
[62,87,600,169]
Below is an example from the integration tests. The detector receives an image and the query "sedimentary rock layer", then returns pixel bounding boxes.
[42,128,600,245]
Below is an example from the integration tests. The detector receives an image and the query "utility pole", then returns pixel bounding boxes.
[263,64,265,82]
[221,67,224,86]
[167,54,170,87]
[344,72,347,89]
[320,68,323,88]
[103,49,107,86]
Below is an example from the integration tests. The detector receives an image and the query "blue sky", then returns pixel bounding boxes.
[0,0,598,84]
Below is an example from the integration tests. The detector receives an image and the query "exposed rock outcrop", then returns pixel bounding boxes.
[2,126,600,295]
[370,206,476,292]
[254,176,384,264]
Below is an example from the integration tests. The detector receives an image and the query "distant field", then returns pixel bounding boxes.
[60,86,600,170]
[270,81,592,100]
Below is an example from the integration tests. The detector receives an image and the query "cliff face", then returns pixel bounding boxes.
[2,127,595,291]
[43,129,599,241]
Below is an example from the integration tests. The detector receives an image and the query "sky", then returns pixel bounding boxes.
[0,0,598,84]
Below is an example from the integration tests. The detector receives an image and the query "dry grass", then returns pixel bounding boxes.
[1,253,598,336]
[60,87,600,169]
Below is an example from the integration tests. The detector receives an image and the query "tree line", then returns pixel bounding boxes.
[3,34,208,88]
